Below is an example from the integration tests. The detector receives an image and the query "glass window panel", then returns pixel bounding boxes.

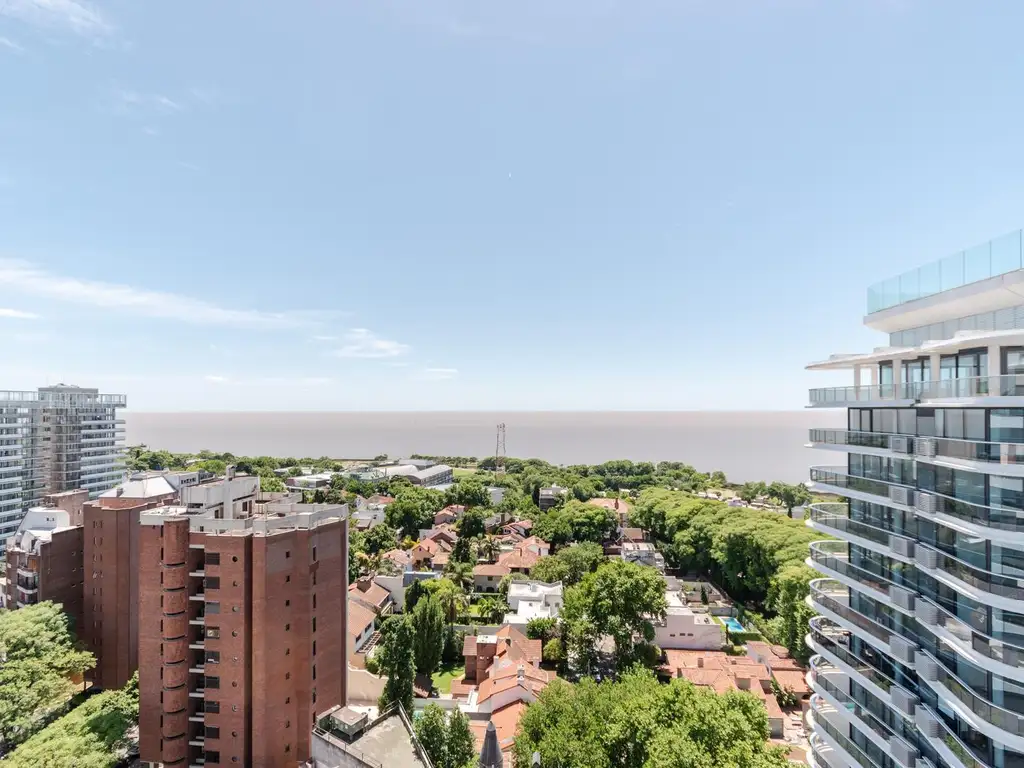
[935,408,945,436]
[965,409,986,440]
[994,544,1024,579]
[1005,348,1024,375]
[878,409,897,433]
[897,409,916,435]
[991,230,1022,276]
[964,242,993,284]
[992,409,1024,443]
[849,409,859,431]
[996,307,1016,330]
[946,409,964,439]
[900,269,920,304]
[860,410,872,432]
[941,252,966,292]
[953,469,985,505]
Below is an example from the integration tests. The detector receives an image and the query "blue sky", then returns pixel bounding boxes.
[3,1,1024,411]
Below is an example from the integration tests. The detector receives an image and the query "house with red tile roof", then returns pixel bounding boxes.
[411,536,451,569]
[501,519,533,538]
[348,576,394,616]
[469,701,525,768]
[381,548,412,570]
[473,562,511,592]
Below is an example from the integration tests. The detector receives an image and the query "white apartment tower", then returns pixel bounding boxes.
[805,230,1024,768]
[0,384,127,555]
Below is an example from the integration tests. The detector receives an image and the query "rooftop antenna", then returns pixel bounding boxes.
[494,423,506,478]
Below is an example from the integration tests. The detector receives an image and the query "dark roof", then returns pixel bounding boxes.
[479,721,503,768]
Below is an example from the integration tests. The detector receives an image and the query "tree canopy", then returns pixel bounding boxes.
[631,489,823,662]
[512,668,790,768]
[415,704,477,768]
[385,486,446,539]
[0,602,96,750]
[376,616,416,714]
[412,595,445,677]
[3,672,138,768]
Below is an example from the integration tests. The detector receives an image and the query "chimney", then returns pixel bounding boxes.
[697,657,704,669]
[479,721,502,768]
[517,664,525,684]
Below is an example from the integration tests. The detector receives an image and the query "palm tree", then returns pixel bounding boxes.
[431,580,469,623]
[445,560,475,593]
[476,596,509,624]
[477,535,500,563]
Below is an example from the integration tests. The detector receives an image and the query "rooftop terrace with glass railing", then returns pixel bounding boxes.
[867,229,1024,314]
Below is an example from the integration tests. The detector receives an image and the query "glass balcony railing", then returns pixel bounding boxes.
[809,429,895,450]
[809,580,893,645]
[810,375,1024,406]
[809,541,900,596]
[918,545,1024,602]
[867,229,1024,314]
[807,503,916,546]
[919,648,1024,738]
[809,384,910,406]
[809,467,911,501]
[917,595,1024,672]
[921,705,988,768]
[811,699,885,768]
[808,618,896,694]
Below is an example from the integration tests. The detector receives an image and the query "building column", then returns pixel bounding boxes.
[853,366,862,391]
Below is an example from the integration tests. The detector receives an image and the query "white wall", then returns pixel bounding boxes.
[654,615,724,650]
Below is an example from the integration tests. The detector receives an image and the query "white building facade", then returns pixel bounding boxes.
[805,231,1024,768]
[0,384,126,556]
[652,591,724,650]
[504,580,563,626]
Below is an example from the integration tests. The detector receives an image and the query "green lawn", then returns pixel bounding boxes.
[452,467,479,477]
[432,664,465,694]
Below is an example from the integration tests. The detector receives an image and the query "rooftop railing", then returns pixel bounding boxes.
[867,229,1024,314]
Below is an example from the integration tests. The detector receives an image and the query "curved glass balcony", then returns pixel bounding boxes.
[917,594,1024,672]
[807,504,916,555]
[809,732,840,768]
[809,429,897,450]
[809,580,893,645]
[917,545,1024,602]
[809,541,903,598]
[919,648,1024,739]
[807,618,897,695]
[809,383,910,407]
[922,436,1024,466]
[809,376,1024,407]
[920,706,989,768]
[809,656,917,751]
[810,467,912,502]
[920,490,1024,534]
[810,697,887,768]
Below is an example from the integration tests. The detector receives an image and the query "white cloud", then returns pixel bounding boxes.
[332,328,410,359]
[0,37,25,53]
[118,90,184,114]
[1,0,111,37]
[0,308,39,319]
[311,335,337,342]
[417,367,459,381]
[0,259,334,330]
[205,375,229,384]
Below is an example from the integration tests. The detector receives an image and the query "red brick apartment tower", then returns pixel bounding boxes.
[137,481,348,768]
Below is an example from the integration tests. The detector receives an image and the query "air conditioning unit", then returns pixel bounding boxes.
[917,656,938,682]
[915,708,941,738]
[890,739,919,768]
[891,687,918,717]
[916,546,938,570]
[890,635,916,665]
[889,486,911,506]
[889,535,915,558]
[914,438,938,458]
[915,492,937,514]
[916,601,938,626]
[890,436,911,454]
[889,585,915,612]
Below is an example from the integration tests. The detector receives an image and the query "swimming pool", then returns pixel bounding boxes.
[722,617,745,633]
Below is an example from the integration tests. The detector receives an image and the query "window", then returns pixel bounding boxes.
[312,617,316,632]
[206,602,221,614]
[206,726,220,739]
[313,665,316,681]
[285,600,290,607]
[204,751,221,765]
[205,577,220,589]
[205,676,220,689]
[206,552,220,566]
[285,575,290,583]
[285,672,290,680]
[206,700,220,714]
[313,546,317,561]
[285,550,291,559]
[206,651,221,664]
[313,572,317,585]
[313,641,316,656]
[206,627,220,639]
[312,595,317,609]
[285,624,290,631]
[992,409,1024,443]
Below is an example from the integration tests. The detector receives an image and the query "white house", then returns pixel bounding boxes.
[503,580,564,626]
[652,590,725,650]
[621,541,665,571]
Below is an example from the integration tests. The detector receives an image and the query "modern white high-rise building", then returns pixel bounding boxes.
[0,384,127,556]
[805,230,1024,768]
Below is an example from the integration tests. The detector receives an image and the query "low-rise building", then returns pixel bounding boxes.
[473,563,511,593]
[433,505,464,525]
[653,590,725,650]
[621,540,665,571]
[311,705,432,768]
[349,576,394,616]
[4,506,83,624]
[501,519,533,538]
[409,464,453,487]
[503,581,563,626]
[745,641,811,702]
[349,600,378,658]
[537,485,568,511]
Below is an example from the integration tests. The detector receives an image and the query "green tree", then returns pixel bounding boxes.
[455,507,486,539]
[377,616,416,714]
[425,578,469,622]
[512,668,789,768]
[554,542,606,585]
[412,596,445,677]
[446,479,491,509]
[476,596,509,624]
[260,474,287,493]
[560,559,667,666]
[443,560,474,594]
[542,637,566,666]
[528,556,570,585]
[3,671,139,768]
[442,624,463,667]
[386,487,445,539]
[526,617,557,644]
[710,470,728,488]
[0,602,96,750]
[404,579,428,613]
[446,709,477,768]
[414,704,449,768]
[364,523,398,555]
[768,482,812,514]
[449,536,473,565]
[738,481,767,504]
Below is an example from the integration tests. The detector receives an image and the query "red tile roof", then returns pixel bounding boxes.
[474,563,511,578]
[348,601,377,641]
